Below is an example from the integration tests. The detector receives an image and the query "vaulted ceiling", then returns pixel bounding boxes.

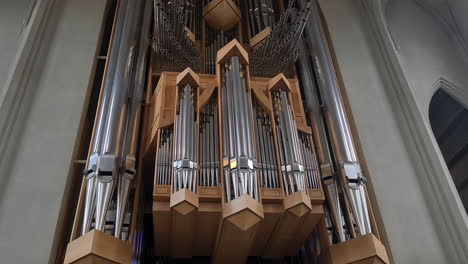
[415,0,468,54]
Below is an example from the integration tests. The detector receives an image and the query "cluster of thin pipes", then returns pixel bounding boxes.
[252,97,280,189]
[205,27,237,74]
[199,95,220,187]
[172,84,198,193]
[273,90,308,196]
[155,127,173,186]
[153,0,200,72]
[221,56,259,202]
[81,0,151,240]
[295,0,372,243]
[246,0,276,37]
[250,1,310,77]
[299,132,321,189]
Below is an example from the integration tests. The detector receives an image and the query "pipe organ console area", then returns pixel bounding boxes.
[63,0,390,263]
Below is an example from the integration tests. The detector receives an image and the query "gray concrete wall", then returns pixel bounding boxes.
[0,0,34,93]
[318,0,463,263]
[0,0,107,263]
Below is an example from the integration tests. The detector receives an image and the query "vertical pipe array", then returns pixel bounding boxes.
[199,94,220,187]
[252,96,279,189]
[272,90,306,196]
[250,3,310,77]
[82,0,150,240]
[298,0,372,238]
[153,0,200,72]
[297,37,346,243]
[205,27,237,74]
[172,83,198,193]
[155,127,174,186]
[221,56,258,202]
[247,0,276,37]
[298,132,320,189]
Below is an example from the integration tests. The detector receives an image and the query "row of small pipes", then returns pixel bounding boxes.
[250,1,310,77]
[81,0,151,240]
[246,0,276,37]
[205,27,237,74]
[252,98,280,189]
[155,127,173,186]
[273,90,308,195]
[199,95,220,187]
[153,0,200,72]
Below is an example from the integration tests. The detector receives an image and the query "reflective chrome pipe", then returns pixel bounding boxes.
[114,0,152,239]
[82,0,149,239]
[252,97,279,189]
[173,83,198,193]
[250,2,310,77]
[221,57,258,201]
[272,90,306,196]
[298,0,372,237]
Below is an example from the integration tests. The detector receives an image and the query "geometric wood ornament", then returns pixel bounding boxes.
[63,230,131,264]
[319,233,390,264]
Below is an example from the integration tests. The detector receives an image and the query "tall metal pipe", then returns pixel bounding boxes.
[298,0,372,236]
[114,0,152,239]
[173,82,198,193]
[82,0,130,236]
[95,0,144,232]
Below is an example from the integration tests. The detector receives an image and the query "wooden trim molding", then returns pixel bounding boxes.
[360,0,468,262]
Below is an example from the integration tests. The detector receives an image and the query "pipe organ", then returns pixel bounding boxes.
[63,0,390,264]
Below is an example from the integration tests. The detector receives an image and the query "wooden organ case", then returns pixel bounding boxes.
[61,0,390,264]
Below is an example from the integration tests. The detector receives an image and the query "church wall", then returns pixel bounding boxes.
[0,0,107,263]
[0,0,35,93]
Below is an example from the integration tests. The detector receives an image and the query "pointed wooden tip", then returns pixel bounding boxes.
[283,191,312,217]
[216,39,249,65]
[173,201,196,215]
[289,203,310,217]
[227,208,262,231]
[268,73,291,92]
[64,230,131,264]
[170,189,199,215]
[176,68,200,88]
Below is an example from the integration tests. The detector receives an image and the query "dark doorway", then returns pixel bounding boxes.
[429,89,468,214]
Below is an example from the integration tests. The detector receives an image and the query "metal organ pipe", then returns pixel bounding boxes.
[222,57,258,202]
[298,0,372,237]
[82,0,129,236]
[114,0,152,239]
[82,0,149,239]
[272,89,306,196]
[173,83,198,193]
[297,39,346,243]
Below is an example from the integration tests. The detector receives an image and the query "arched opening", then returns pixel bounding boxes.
[429,89,468,214]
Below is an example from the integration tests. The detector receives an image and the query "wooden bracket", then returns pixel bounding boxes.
[250,27,272,50]
[213,195,264,263]
[318,233,390,264]
[63,230,131,264]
